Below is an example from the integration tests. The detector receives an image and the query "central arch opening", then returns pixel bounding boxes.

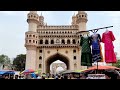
[50,60,67,75]
[46,53,70,74]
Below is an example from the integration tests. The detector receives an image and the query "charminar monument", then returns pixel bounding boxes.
[25,11,88,74]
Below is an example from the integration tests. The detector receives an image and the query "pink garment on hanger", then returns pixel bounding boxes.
[101,30,116,63]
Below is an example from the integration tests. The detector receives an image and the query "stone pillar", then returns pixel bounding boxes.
[25,46,37,70]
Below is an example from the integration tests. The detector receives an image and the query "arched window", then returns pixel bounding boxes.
[33,40,35,43]
[51,40,54,44]
[45,40,49,44]
[73,50,76,53]
[73,39,76,44]
[39,56,42,60]
[74,63,77,70]
[74,56,76,60]
[39,64,41,68]
[39,50,42,53]
[40,40,43,44]
[29,35,32,37]
[67,39,70,44]
[29,40,31,43]
[33,35,35,37]
[61,39,65,44]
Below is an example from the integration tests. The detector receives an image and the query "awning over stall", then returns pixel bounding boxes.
[0,70,15,75]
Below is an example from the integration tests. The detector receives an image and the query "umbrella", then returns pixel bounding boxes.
[0,70,15,75]
[86,65,119,71]
[82,66,120,75]
[75,69,88,73]
[42,73,46,77]
[19,71,24,75]
[59,70,76,75]
[30,73,37,78]
[34,69,41,74]
[23,69,35,74]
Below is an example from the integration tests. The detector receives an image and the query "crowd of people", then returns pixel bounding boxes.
[0,73,85,79]
[0,70,120,79]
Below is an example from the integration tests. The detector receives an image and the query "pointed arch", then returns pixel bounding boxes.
[45,53,70,73]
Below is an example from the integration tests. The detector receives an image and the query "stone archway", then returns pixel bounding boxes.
[45,53,70,74]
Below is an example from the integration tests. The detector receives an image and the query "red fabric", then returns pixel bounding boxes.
[87,65,119,70]
[23,69,34,73]
[101,31,116,63]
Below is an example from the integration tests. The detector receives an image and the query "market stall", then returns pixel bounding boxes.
[0,70,15,79]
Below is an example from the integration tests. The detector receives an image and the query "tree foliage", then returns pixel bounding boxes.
[0,54,11,65]
[112,58,120,68]
[13,54,26,71]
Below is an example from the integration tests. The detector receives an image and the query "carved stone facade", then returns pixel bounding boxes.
[25,11,88,73]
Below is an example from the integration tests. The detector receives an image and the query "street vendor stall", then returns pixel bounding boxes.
[82,65,120,79]
[0,70,15,79]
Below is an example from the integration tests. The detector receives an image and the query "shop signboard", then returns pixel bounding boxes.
[87,74,106,79]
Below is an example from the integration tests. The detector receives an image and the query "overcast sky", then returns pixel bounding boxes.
[0,11,120,59]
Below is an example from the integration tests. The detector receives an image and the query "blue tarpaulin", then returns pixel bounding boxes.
[30,73,36,78]
[0,70,15,75]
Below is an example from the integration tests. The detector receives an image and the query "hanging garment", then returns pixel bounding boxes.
[99,42,104,62]
[80,36,92,66]
[101,30,116,63]
[91,33,102,62]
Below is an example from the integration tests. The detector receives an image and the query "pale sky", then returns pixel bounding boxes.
[0,11,120,60]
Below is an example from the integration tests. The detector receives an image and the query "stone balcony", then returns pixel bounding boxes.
[37,44,80,48]
[37,25,78,30]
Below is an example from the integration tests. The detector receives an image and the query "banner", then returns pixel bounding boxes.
[87,74,106,79]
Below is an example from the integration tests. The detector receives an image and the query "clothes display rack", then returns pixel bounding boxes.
[77,26,113,74]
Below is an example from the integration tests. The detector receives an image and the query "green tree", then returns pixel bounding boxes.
[0,54,11,69]
[13,54,26,71]
[0,54,11,64]
[112,59,120,68]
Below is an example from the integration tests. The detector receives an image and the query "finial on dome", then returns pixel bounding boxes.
[74,12,75,16]
[41,12,42,16]
[72,12,76,18]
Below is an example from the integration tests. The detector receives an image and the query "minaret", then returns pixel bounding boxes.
[76,11,88,70]
[76,11,88,31]
[71,13,77,25]
[25,11,39,70]
[39,13,45,26]
[27,11,39,32]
